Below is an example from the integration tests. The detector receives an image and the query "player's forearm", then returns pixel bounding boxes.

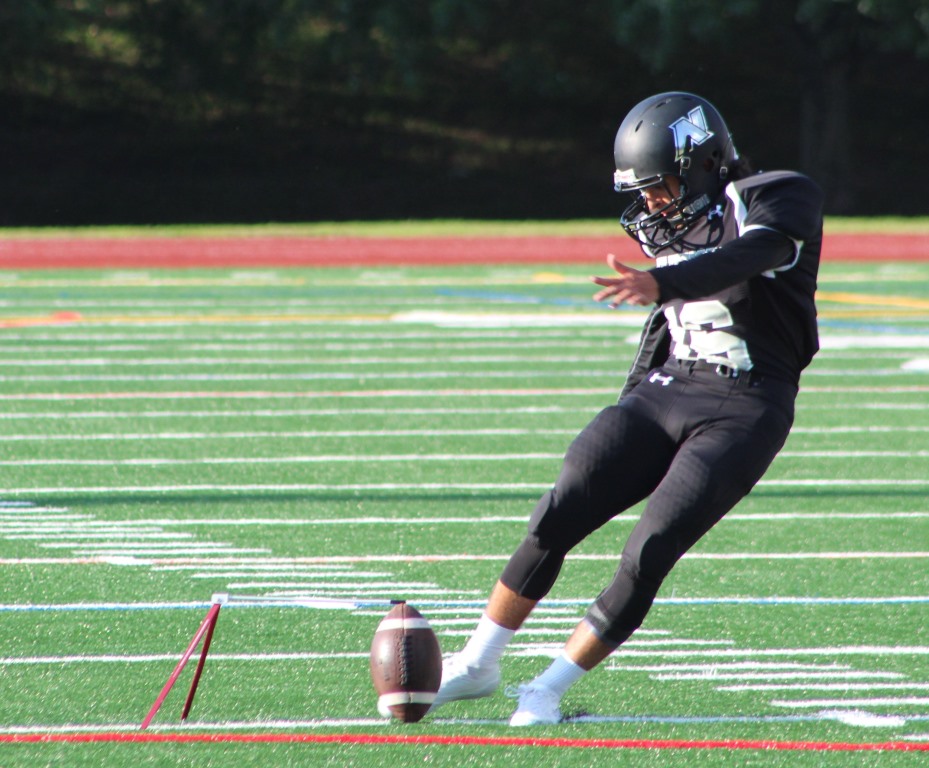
[651,229,796,302]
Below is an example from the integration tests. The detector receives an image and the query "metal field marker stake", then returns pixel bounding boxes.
[140,597,223,729]
[139,592,393,728]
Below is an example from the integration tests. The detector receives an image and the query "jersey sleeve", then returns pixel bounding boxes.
[650,228,796,301]
[650,172,823,302]
[738,171,824,243]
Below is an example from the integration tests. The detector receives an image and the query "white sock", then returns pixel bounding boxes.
[531,653,587,697]
[458,613,515,668]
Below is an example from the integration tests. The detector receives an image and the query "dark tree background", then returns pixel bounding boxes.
[1,0,927,226]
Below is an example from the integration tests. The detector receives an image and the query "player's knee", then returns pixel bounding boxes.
[630,529,684,582]
[526,463,598,550]
[501,427,626,603]
[500,534,566,600]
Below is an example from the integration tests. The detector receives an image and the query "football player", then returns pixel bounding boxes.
[429,92,824,725]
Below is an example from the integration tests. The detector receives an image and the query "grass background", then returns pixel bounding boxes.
[0,253,926,766]
[3,216,929,238]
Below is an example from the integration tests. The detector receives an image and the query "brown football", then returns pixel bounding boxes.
[369,601,442,723]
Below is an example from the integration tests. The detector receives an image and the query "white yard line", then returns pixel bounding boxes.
[719,683,929,692]
[3,479,929,494]
[0,651,368,665]
[3,598,927,612]
[3,512,927,529]
[0,428,577,441]
[1,427,927,441]
[0,405,594,420]
[772,697,929,708]
[655,671,904,681]
[0,328,619,342]
[0,369,922,384]
[0,453,564,466]
[0,387,619,401]
[0,402,921,421]
[0,370,622,383]
[597,646,929,661]
[4,451,929,466]
[2,385,929,401]
[0,354,620,367]
[610,662,852,672]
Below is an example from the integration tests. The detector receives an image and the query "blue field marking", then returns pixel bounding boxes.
[6,712,929,733]
[654,596,929,606]
[3,595,929,613]
[564,712,929,725]
[432,288,596,308]
[0,601,212,613]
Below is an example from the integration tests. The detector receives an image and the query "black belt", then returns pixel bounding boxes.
[670,358,760,384]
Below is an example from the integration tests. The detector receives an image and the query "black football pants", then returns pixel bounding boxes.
[500,361,797,645]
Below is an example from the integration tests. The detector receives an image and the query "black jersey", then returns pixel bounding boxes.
[620,170,824,396]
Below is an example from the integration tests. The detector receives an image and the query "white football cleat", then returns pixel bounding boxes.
[426,653,501,715]
[506,682,562,726]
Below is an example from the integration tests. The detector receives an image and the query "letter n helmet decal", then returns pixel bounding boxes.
[669,106,714,162]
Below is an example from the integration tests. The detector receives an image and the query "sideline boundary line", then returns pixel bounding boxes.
[1,731,927,751]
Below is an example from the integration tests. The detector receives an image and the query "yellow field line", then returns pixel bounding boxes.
[816,290,929,311]
[0,278,308,288]
[0,313,391,328]
[0,275,571,288]
[818,310,929,319]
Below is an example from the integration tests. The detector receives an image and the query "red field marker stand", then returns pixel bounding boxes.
[139,592,383,729]
[140,594,227,730]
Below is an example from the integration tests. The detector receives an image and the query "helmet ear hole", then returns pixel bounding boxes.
[704,149,721,173]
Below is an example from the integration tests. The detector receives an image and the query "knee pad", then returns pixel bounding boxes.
[584,558,664,645]
[584,527,682,645]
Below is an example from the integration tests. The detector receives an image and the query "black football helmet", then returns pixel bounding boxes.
[613,92,738,252]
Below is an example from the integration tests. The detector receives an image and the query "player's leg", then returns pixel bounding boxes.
[509,385,795,724]
[500,401,677,600]
[425,582,534,712]
[584,388,794,647]
[431,401,676,715]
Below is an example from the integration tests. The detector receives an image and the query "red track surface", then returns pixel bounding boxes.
[1,233,926,269]
[2,732,928,752]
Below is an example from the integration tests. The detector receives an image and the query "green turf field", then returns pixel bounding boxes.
[0,260,927,766]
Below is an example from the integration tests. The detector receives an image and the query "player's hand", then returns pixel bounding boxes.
[591,253,659,307]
